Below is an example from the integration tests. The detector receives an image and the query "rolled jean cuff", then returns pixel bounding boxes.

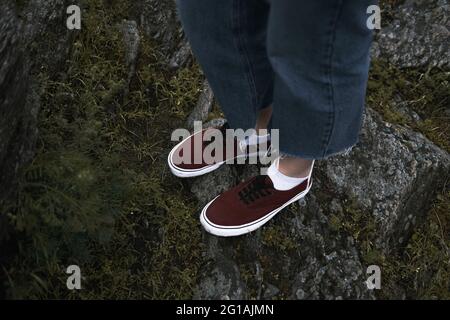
[177,0,375,156]
[278,139,359,161]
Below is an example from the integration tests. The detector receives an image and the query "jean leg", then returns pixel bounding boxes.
[176,0,274,130]
[267,0,377,159]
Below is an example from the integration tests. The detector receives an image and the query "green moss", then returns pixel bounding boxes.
[365,59,450,299]
[379,188,450,299]
[311,174,450,299]
[367,59,449,152]
[206,101,225,122]
[315,190,381,266]
[14,0,30,11]
[379,0,406,23]
[237,219,301,299]
[3,0,448,300]
[3,0,204,299]
[261,224,297,252]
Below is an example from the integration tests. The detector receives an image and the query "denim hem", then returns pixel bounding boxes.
[278,139,359,161]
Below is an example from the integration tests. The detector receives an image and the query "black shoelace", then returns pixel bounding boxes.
[238,176,272,205]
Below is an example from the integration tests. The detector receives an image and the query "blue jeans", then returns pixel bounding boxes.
[176,0,376,159]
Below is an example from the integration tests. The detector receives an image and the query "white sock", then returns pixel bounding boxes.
[267,157,313,191]
[239,132,270,151]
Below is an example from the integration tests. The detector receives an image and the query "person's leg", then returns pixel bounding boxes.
[176,0,274,131]
[200,0,377,237]
[267,0,376,163]
[168,0,275,178]
[255,105,273,134]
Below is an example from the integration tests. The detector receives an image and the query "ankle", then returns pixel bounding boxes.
[278,156,313,178]
[255,128,269,136]
[255,105,273,133]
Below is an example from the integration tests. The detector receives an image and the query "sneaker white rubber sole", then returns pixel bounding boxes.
[199,180,312,237]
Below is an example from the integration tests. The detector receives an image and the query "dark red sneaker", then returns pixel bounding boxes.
[200,161,313,237]
[168,123,270,178]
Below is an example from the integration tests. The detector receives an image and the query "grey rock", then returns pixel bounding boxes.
[0,0,446,301]
[203,118,227,130]
[135,0,192,68]
[194,236,246,300]
[287,195,374,300]
[169,39,192,70]
[263,283,280,299]
[373,0,450,68]
[191,165,236,206]
[121,20,140,86]
[22,0,75,73]
[392,101,422,123]
[0,0,74,210]
[0,0,75,245]
[325,109,450,253]
[186,80,214,129]
[0,2,31,210]
[188,106,449,299]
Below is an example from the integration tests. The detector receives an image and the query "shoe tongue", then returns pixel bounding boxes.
[267,159,308,191]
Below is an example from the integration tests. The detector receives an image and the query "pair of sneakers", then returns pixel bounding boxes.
[168,124,313,237]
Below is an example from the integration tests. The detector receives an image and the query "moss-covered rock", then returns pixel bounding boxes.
[1,0,448,301]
